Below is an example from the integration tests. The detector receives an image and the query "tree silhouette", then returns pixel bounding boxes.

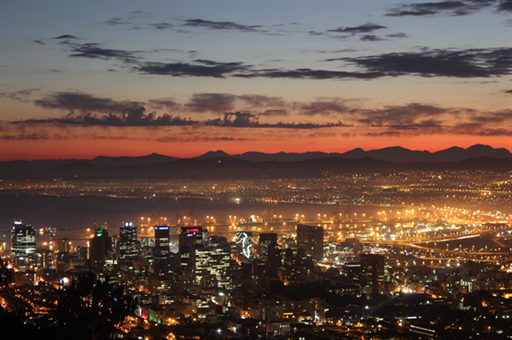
[58,271,137,340]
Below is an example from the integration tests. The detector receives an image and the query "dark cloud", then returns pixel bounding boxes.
[328,23,386,35]
[341,48,511,78]
[136,60,248,78]
[205,112,348,129]
[237,95,285,108]
[105,18,131,25]
[387,0,498,17]
[53,34,79,39]
[2,89,40,103]
[360,35,385,41]
[33,40,45,45]
[148,99,181,110]
[358,104,448,125]
[504,89,512,93]
[498,0,512,12]
[183,19,262,32]
[11,109,346,130]
[156,136,254,142]
[33,91,144,113]
[151,22,174,30]
[238,68,383,80]
[318,48,359,54]
[259,109,289,116]
[469,111,511,123]
[185,93,236,112]
[69,43,140,63]
[15,109,198,127]
[297,99,351,116]
[448,123,512,136]
[386,33,408,38]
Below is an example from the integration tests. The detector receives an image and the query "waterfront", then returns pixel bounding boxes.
[1,194,385,245]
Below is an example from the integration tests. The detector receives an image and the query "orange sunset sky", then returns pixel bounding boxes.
[1,1,511,161]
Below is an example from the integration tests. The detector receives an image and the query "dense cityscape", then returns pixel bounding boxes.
[1,168,512,339]
[3,0,512,338]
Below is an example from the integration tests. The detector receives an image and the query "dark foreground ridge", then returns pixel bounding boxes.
[1,154,511,180]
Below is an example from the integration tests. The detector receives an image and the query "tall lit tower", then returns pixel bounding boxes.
[11,220,36,270]
[296,224,323,261]
[259,233,277,262]
[119,222,139,261]
[154,225,170,261]
[236,231,253,262]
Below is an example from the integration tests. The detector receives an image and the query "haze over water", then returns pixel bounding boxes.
[1,194,385,247]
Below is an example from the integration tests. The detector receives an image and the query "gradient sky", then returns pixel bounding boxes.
[1,0,511,161]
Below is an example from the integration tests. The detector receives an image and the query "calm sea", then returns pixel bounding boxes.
[1,194,385,246]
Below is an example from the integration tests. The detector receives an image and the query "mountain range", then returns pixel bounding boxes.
[1,144,510,180]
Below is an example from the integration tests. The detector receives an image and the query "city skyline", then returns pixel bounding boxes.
[1,0,511,161]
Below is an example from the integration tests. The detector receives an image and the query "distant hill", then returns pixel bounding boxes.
[1,144,510,180]
[227,144,512,163]
[1,155,510,180]
[0,153,178,172]
[88,153,178,167]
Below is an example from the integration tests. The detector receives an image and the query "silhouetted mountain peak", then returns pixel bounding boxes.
[195,150,232,159]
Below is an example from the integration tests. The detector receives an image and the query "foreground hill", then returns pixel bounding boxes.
[1,156,510,180]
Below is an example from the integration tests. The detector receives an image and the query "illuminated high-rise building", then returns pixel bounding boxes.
[179,226,203,272]
[179,226,203,248]
[259,233,277,262]
[236,231,253,262]
[194,245,231,288]
[90,227,111,264]
[11,220,36,270]
[154,225,170,261]
[60,238,71,253]
[296,224,323,261]
[360,253,385,295]
[119,222,139,261]
[35,248,53,269]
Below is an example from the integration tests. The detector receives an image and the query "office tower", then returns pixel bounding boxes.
[236,231,253,262]
[90,227,111,264]
[179,226,203,272]
[296,224,324,261]
[37,227,57,251]
[179,226,203,248]
[194,245,231,288]
[154,225,170,261]
[360,253,385,295]
[34,248,53,269]
[259,233,277,262]
[11,220,36,270]
[267,243,282,276]
[60,238,71,252]
[119,222,139,261]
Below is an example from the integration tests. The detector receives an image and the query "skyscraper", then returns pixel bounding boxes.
[90,227,111,264]
[119,222,139,261]
[360,253,385,295]
[236,231,253,262]
[154,225,170,261]
[296,224,323,261]
[60,238,70,253]
[11,220,36,270]
[259,233,277,262]
[194,245,231,288]
[179,226,203,272]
